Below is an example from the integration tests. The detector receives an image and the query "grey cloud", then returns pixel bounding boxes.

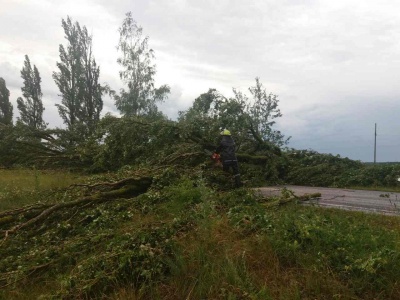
[88,0,144,17]
[283,94,400,161]
[0,62,21,91]
[327,50,355,64]
[158,84,186,120]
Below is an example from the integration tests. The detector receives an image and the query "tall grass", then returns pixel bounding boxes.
[267,205,400,299]
[0,169,84,211]
[2,173,400,299]
[151,187,400,300]
[129,193,398,299]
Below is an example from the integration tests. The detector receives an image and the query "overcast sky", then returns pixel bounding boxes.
[1,0,399,162]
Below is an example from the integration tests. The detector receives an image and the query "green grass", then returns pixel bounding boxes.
[1,171,400,299]
[0,169,85,211]
[267,205,400,298]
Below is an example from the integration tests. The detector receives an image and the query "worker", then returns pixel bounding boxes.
[215,129,242,188]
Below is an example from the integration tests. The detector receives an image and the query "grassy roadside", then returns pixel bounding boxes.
[1,169,400,299]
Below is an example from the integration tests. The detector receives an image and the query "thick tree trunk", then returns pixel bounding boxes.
[1,176,153,237]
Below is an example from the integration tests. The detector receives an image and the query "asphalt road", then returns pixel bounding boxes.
[258,185,400,216]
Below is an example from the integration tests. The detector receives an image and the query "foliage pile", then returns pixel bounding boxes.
[0,74,286,185]
[0,167,184,298]
[338,162,400,187]
[2,167,400,299]
[283,149,363,186]
[284,149,400,188]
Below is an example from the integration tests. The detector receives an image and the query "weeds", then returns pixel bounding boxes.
[269,206,400,298]
[1,169,400,299]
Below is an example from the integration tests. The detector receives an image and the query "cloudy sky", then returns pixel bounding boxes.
[1,0,400,162]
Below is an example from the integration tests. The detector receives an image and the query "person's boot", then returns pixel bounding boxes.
[234,174,242,188]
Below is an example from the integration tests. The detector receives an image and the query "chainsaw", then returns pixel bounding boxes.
[203,149,222,167]
[211,152,221,162]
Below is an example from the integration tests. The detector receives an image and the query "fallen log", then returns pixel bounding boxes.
[261,192,322,208]
[69,176,150,190]
[0,203,52,218]
[1,176,153,238]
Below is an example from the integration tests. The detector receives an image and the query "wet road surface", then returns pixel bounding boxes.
[258,185,400,216]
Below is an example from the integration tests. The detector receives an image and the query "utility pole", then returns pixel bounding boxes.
[374,123,377,164]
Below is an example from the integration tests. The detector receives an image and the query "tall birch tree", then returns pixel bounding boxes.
[115,12,170,116]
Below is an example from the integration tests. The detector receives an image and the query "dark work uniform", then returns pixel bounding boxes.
[216,135,242,187]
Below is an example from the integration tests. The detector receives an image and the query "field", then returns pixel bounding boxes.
[0,169,85,211]
[1,169,400,299]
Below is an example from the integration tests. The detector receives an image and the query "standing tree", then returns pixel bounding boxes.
[53,16,104,136]
[16,55,46,129]
[0,77,13,125]
[80,26,103,135]
[115,12,170,116]
[179,78,288,152]
[0,78,15,167]
[246,77,289,147]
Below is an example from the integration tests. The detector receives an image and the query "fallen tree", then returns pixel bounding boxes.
[0,165,205,297]
[1,176,153,238]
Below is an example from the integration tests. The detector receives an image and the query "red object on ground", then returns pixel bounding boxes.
[211,152,221,162]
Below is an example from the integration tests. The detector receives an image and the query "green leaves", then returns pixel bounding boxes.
[53,16,104,138]
[0,78,13,125]
[178,78,288,154]
[270,206,400,294]
[115,12,170,117]
[16,55,46,130]
[284,149,400,188]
